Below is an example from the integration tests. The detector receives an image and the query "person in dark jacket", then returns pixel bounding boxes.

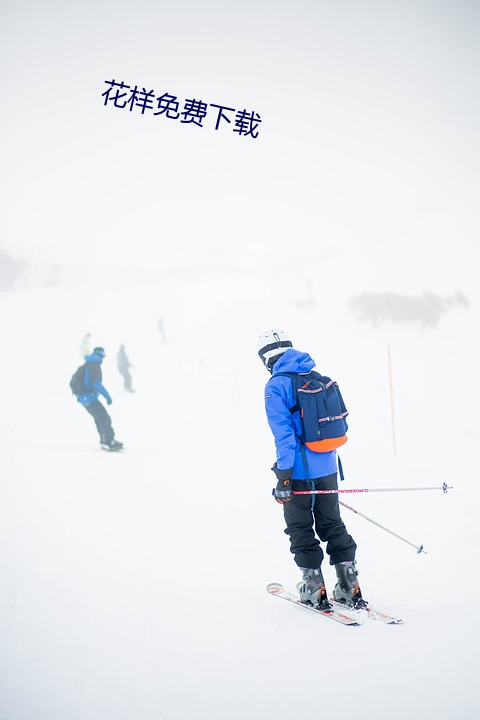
[258,328,366,610]
[117,344,134,392]
[77,347,123,451]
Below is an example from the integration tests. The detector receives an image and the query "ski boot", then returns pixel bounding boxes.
[101,439,124,452]
[297,568,332,611]
[333,561,368,609]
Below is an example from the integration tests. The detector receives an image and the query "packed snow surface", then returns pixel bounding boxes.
[1,279,478,720]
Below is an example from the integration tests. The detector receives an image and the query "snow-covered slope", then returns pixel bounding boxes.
[0,277,478,720]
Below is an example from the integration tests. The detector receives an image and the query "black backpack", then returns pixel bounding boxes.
[70,364,87,395]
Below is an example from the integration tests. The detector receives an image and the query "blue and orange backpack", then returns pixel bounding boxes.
[275,371,348,452]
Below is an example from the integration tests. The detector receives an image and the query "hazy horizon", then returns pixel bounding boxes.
[1,0,479,302]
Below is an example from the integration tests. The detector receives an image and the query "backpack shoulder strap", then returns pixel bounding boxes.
[83,363,91,388]
[273,371,303,414]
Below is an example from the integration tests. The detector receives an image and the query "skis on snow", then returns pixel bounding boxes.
[267,583,360,626]
[267,583,403,625]
[328,598,403,624]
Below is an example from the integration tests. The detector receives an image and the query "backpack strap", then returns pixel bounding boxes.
[273,371,311,415]
[299,443,310,479]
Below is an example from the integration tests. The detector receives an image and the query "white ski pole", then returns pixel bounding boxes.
[338,499,427,554]
[292,482,452,496]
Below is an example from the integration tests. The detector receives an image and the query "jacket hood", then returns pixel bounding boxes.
[85,352,103,364]
[271,348,315,375]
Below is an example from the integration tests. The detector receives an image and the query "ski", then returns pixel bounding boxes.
[267,583,361,626]
[328,598,403,625]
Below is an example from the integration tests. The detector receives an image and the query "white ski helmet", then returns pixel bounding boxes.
[257,328,293,369]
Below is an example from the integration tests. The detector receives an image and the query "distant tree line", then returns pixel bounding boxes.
[348,291,469,329]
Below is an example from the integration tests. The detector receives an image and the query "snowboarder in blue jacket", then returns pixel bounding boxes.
[76,347,123,451]
[258,329,366,610]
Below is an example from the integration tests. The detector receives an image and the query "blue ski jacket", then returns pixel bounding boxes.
[77,351,112,407]
[264,348,337,480]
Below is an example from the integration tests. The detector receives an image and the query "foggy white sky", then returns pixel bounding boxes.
[0,0,479,294]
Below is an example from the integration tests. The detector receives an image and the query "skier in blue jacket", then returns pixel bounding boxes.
[77,347,123,451]
[258,329,366,610]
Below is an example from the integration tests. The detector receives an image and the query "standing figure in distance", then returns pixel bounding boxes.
[80,332,91,358]
[73,346,123,451]
[158,317,166,343]
[117,344,134,392]
[258,328,366,610]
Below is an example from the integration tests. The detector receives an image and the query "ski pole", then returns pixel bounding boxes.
[338,499,427,554]
[292,482,452,496]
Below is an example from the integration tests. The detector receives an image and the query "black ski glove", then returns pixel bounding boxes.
[271,464,293,504]
[271,463,293,481]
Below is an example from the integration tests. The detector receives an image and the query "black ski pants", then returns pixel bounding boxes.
[83,400,114,444]
[283,473,356,569]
